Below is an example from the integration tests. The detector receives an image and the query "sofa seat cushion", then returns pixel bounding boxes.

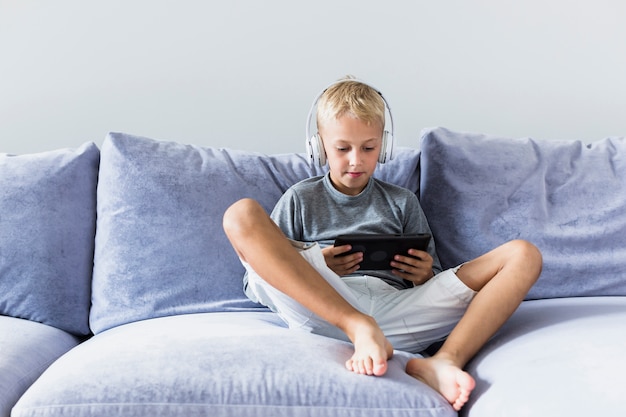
[14,312,455,417]
[0,143,99,335]
[419,127,626,299]
[461,296,626,417]
[0,316,81,417]
[91,132,421,334]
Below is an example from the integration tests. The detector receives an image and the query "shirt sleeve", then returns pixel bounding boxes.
[270,187,304,242]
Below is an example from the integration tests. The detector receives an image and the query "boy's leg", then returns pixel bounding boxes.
[406,239,542,411]
[223,198,393,376]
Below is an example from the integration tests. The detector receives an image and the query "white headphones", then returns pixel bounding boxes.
[305,79,395,167]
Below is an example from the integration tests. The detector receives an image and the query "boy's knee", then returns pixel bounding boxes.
[223,198,264,236]
[508,239,543,271]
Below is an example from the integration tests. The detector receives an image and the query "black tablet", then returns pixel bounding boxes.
[333,233,431,270]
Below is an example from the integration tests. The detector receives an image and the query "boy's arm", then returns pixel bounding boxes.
[406,195,442,274]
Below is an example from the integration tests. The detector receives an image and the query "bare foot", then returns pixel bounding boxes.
[343,316,393,376]
[405,355,475,411]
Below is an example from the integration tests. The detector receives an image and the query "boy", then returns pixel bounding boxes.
[223,78,542,411]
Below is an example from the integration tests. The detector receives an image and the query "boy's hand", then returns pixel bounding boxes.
[390,249,434,285]
[322,244,363,276]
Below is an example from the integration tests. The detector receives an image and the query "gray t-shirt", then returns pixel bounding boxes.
[270,173,442,289]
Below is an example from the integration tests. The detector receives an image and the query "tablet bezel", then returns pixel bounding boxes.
[333,233,432,270]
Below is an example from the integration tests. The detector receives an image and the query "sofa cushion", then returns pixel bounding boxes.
[460,297,626,417]
[91,132,421,334]
[419,127,626,299]
[14,312,455,417]
[0,143,99,335]
[0,316,81,417]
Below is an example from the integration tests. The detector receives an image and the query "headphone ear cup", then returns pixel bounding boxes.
[378,131,394,164]
[307,134,326,167]
[316,134,327,166]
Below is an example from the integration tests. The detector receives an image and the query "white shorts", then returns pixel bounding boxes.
[243,240,476,353]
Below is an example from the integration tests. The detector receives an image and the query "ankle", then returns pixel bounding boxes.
[338,313,378,341]
[431,349,466,368]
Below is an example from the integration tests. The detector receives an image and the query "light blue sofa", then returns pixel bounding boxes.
[2,128,625,417]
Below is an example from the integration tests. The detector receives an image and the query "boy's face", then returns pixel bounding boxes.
[318,115,383,196]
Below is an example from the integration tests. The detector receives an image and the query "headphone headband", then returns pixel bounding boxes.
[305,79,395,166]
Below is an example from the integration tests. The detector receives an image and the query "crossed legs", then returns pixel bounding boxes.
[223,198,542,411]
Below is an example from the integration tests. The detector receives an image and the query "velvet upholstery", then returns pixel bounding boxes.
[460,297,626,416]
[419,127,626,299]
[0,143,99,335]
[90,132,421,334]
[13,312,455,417]
[0,316,80,417]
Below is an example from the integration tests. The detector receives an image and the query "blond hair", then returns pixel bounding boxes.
[316,76,385,133]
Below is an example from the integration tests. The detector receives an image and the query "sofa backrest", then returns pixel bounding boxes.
[90,132,421,334]
[419,127,626,299]
[6,127,623,334]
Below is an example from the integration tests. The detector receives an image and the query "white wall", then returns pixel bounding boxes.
[1,0,625,155]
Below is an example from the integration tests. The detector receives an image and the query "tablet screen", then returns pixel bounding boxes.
[333,233,431,270]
